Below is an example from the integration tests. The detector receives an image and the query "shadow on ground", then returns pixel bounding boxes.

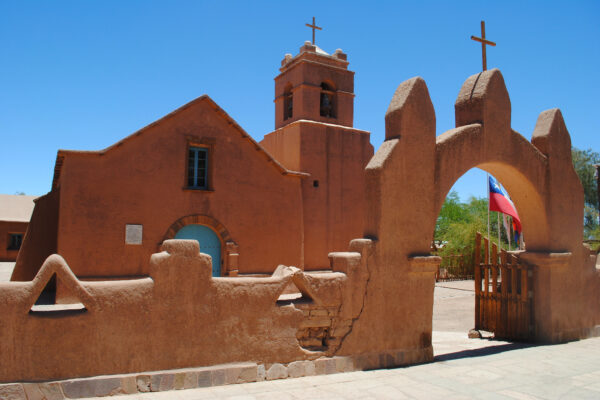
[434,341,536,362]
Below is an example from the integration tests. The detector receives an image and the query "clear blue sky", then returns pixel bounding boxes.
[1,1,598,200]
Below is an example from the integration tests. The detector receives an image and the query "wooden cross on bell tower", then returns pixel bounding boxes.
[305,16,322,45]
[471,20,496,71]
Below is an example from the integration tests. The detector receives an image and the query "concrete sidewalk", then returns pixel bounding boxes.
[433,280,476,334]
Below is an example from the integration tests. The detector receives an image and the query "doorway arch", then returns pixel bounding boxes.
[162,214,237,276]
[175,224,221,276]
[434,156,549,252]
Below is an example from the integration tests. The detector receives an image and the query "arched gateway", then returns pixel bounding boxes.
[337,69,600,360]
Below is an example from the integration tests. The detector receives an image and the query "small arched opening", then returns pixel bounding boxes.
[319,81,336,118]
[283,83,293,121]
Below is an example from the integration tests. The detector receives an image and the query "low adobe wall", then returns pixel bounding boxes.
[0,237,438,383]
[2,238,424,383]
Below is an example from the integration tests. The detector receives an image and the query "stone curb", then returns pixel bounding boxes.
[0,347,432,399]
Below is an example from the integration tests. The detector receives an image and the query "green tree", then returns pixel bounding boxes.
[572,147,599,208]
[572,147,600,240]
[435,192,510,257]
[435,191,468,239]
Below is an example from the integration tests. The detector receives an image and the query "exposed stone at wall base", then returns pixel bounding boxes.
[0,348,432,399]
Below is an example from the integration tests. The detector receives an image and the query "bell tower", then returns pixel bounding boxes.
[261,42,373,271]
[274,41,355,129]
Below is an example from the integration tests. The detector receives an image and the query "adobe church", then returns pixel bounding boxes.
[12,40,373,281]
[4,16,600,386]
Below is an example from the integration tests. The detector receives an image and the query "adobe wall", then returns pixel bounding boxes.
[15,97,305,279]
[0,239,373,382]
[337,70,600,356]
[261,120,373,269]
[336,76,441,357]
[11,191,59,279]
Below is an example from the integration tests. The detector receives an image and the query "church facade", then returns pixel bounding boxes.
[12,41,373,281]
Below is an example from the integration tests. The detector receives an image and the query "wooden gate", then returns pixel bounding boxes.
[474,232,534,340]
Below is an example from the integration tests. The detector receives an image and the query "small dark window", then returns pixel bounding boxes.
[8,233,23,250]
[320,82,335,118]
[187,147,209,189]
[313,180,319,187]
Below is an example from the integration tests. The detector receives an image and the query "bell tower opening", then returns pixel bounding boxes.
[283,83,293,121]
[319,82,336,118]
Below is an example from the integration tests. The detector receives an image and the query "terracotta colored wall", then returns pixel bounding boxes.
[0,239,372,382]
[11,191,59,280]
[261,121,373,269]
[49,98,303,277]
[0,221,28,262]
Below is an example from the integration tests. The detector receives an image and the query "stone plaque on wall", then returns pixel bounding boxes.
[125,224,143,245]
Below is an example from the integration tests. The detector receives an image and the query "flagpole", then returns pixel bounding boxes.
[508,216,512,251]
[497,212,501,253]
[487,173,491,263]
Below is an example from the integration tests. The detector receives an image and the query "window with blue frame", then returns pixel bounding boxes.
[187,146,209,189]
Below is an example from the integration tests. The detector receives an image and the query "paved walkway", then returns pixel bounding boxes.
[81,336,600,400]
[433,280,476,333]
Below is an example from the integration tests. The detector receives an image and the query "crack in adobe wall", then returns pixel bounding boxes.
[470,72,482,100]
[330,247,372,355]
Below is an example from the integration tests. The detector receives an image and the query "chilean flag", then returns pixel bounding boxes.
[489,176,522,241]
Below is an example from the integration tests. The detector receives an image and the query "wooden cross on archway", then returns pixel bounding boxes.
[471,20,496,71]
[305,16,322,45]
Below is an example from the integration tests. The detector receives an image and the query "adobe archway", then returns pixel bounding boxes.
[337,70,599,361]
[162,214,239,276]
[435,156,550,252]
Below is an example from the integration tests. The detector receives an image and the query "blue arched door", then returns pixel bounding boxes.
[174,224,221,276]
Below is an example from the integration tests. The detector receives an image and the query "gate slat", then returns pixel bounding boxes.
[472,232,533,341]
[521,263,528,339]
[491,243,498,332]
[512,259,516,338]
[474,233,481,330]
[499,250,508,338]
[483,237,489,330]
